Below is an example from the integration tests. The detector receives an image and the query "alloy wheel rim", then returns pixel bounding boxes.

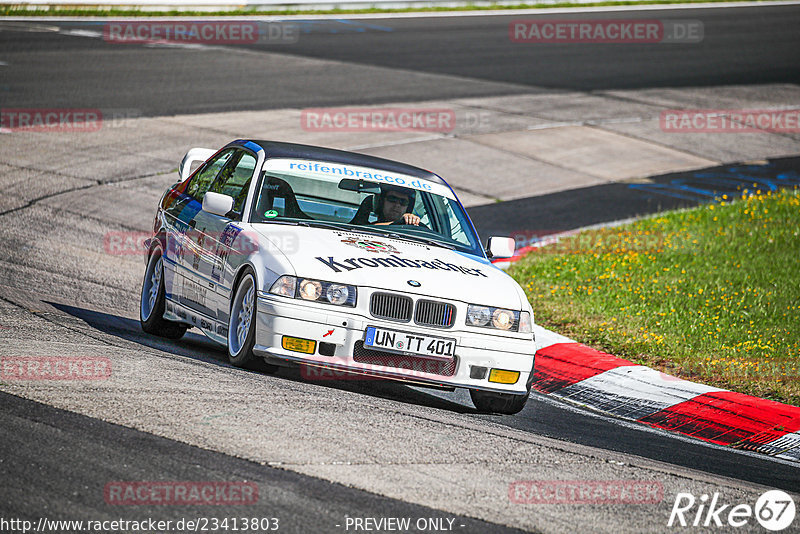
[148,257,162,314]
[230,276,254,356]
[141,253,162,321]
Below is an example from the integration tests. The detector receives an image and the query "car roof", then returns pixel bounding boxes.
[229,139,449,187]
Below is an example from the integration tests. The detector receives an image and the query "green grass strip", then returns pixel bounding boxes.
[510,187,800,406]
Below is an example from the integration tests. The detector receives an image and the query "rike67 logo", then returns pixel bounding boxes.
[668,490,796,531]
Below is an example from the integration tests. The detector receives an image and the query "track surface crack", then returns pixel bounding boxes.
[0,165,173,218]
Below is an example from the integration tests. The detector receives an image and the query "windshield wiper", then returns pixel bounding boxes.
[402,234,456,250]
[256,219,307,226]
[359,226,456,250]
[302,220,352,231]
[258,219,344,230]
[262,219,456,250]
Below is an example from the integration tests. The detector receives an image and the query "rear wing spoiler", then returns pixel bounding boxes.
[178,147,216,181]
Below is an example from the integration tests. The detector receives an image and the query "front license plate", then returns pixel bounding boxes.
[364,326,456,359]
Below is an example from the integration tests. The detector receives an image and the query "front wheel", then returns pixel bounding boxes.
[228,270,278,373]
[140,245,187,340]
[470,389,529,415]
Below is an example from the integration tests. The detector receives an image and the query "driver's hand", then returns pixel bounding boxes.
[399,213,420,226]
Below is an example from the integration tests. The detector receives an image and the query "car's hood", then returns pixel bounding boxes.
[252,224,524,309]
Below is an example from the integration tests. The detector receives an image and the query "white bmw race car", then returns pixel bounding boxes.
[140,140,536,414]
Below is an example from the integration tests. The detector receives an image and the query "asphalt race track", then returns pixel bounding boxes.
[2,4,798,115]
[1,4,800,533]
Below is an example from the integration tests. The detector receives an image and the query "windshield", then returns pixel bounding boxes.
[249,159,484,256]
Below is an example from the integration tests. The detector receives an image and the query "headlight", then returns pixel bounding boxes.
[269,275,296,297]
[466,305,491,327]
[326,284,350,305]
[492,308,514,330]
[299,279,322,300]
[466,304,521,332]
[269,275,356,307]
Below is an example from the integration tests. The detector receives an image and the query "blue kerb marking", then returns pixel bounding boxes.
[628,182,721,201]
[692,175,775,190]
[628,164,800,202]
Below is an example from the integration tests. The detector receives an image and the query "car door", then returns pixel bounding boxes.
[188,149,258,335]
[171,149,235,325]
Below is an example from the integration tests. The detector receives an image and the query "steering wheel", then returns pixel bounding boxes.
[390,218,429,230]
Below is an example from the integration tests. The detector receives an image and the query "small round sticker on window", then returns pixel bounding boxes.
[264,210,279,218]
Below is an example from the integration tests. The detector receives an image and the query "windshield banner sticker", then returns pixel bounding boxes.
[262,158,455,199]
[316,255,487,277]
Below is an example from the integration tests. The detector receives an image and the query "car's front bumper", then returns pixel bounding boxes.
[253,294,536,395]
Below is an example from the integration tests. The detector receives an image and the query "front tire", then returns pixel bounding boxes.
[470,389,529,415]
[227,269,278,373]
[140,244,187,340]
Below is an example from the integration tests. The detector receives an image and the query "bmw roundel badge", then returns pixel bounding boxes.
[407,280,421,287]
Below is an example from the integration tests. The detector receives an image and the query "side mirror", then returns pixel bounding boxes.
[486,236,515,259]
[179,147,216,181]
[202,192,234,217]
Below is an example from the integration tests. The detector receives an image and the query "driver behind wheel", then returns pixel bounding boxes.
[373,185,420,226]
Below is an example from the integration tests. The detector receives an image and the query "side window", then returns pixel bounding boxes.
[185,150,234,201]
[209,151,257,219]
[442,198,465,242]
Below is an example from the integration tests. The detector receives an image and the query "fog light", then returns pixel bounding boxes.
[470,366,488,380]
[282,336,316,354]
[488,369,519,384]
